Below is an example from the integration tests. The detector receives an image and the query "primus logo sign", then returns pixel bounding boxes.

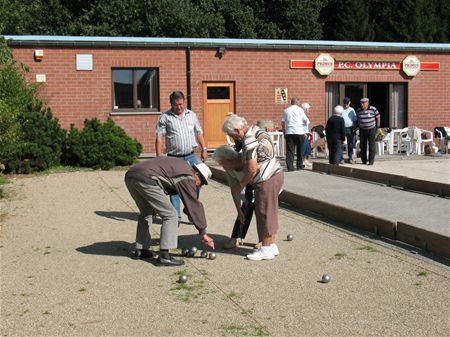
[402,56,421,77]
[315,54,334,75]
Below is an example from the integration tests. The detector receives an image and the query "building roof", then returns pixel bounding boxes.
[5,35,450,52]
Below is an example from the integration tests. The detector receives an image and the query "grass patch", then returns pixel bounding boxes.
[333,252,347,260]
[0,174,8,199]
[415,282,423,286]
[253,326,269,336]
[226,290,240,300]
[417,271,428,277]
[355,245,378,252]
[78,288,87,292]
[43,311,50,315]
[222,324,245,334]
[169,275,213,303]
[221,324,269,337]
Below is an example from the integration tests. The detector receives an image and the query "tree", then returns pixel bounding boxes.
[321,0,374,41]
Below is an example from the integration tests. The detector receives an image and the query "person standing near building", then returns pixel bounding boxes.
[341,97,357,163]
[125,157,215,266]
[356,97,380,165]
[326,105,346,165]
[301,102,312,167]
[281,97,310,171]
[155,91,208,220]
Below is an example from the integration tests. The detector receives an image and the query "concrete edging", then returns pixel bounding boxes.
[312,162,450,197]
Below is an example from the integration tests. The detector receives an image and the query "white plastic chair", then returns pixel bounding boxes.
[376,132,391,155]
[416,129,433,155]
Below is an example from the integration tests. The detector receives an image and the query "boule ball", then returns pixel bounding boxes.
[200,250,208,258]
[287,234,294,241]
[178,275,188,283]
[187,246,197,257]
[208,252,216,260]
[181,248,190,256]
[321,273,331,283]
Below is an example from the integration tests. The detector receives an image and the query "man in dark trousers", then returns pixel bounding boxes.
[124,157,215,266]
[356,97,381,165]
[326,105,346,165]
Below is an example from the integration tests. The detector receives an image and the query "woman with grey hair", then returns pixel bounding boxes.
[325,105,346,165]
[221,114,284,261]
[213,145,255,249]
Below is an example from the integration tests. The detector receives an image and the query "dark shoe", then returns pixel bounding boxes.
[368,162,374,165]
[132,249,155,260]
[156,255,185,267]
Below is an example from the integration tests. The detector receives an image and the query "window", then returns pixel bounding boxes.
[207,86,230,100]
[112,68,159,111]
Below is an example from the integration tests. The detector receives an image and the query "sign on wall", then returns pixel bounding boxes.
[275,88,288,104]
[314,53,334,75]
[291,54,439,77]
[76,54,93,71]
[402,55,421,77]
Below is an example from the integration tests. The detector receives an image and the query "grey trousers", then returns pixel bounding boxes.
[125,178,179,250]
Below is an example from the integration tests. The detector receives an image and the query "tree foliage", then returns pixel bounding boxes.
[1,0,448,42]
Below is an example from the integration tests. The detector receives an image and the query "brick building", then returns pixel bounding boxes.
[6,35,450,154]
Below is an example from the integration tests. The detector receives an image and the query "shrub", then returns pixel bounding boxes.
[2,109,66,173]
[63,118,142,170]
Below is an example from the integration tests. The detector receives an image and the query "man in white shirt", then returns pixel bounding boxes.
[281,97,310,171]
[341,97,357,163]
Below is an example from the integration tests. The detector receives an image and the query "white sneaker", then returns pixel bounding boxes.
[247,246,275,261]
[304,160,312,167]
[270,243,279,256]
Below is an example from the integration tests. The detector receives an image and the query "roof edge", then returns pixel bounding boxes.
[4,35,450,52]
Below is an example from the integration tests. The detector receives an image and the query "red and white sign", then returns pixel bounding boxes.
[402,55,420,76]
[291,55,440,75]
[314,53,334,75]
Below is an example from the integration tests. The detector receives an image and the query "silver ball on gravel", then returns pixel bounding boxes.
[187,246,197,257]
[321,273,331,283]
[286,234,294,241]
[200,250,208,258]
[179,275,188,283]
[181,248,190,256]
[208,252,216,260]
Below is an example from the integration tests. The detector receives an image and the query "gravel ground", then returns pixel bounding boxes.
[1,169,449,337]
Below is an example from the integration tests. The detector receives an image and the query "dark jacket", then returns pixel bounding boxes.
[325,115,345,141]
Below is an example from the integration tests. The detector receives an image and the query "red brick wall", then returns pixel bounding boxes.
[12,46,450,152]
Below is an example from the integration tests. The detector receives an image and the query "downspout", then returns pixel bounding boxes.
[186,46,191,109]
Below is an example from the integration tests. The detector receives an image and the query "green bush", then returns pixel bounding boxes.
[2,109,66,173]
[63,118,142,170]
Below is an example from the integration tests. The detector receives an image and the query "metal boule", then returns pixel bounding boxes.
[208,252,216,260]
[181,248,190,256]
[178,275,188,283]
[200,250,208,258]
[287,234,294,241]
[321,273,331,283]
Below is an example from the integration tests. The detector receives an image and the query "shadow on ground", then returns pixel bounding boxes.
[94,210,162,224]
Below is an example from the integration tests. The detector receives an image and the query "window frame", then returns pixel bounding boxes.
[112,67,160,113]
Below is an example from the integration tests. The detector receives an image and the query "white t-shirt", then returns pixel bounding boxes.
[342,107,357,128]
[282,105,309,135]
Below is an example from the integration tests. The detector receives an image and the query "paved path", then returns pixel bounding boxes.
[1,170,449,336]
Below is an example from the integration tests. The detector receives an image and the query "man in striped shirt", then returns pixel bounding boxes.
[155,91,208,220]
[356,97,380,165]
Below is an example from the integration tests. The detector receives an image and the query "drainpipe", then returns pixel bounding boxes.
[186,46,191,109]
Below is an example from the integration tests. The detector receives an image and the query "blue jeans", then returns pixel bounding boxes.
[168,153,200,220]
[341,127,354,161]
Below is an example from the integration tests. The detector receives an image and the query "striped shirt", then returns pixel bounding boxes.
[156,109,203,156]
[357,106,379,130]
[243,126,282,184]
